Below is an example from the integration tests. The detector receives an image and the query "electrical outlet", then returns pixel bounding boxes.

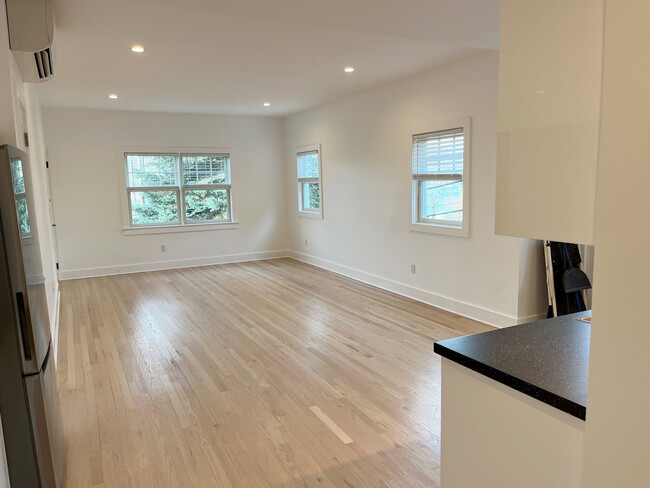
[305,239,308,247]
[161,244,166,252]
[410,264,416,274]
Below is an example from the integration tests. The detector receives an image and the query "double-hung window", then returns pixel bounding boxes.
[411,119,470,237]
[124,152,232,229]
[297,145,322,218]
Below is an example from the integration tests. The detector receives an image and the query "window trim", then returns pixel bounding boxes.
[118,146,238,235]
[296,144,323,219]
[409,117,471,238]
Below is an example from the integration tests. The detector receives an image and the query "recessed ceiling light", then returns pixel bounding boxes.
[131,45,145,53]
[109,94,118,99]
[343,66,355,73]
[263,102,271,107]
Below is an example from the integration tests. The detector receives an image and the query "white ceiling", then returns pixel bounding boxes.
[36,0,500,116]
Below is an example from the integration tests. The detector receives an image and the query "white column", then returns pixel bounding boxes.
[581,0,650,485]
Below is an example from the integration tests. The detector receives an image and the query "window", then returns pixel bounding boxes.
[411,119,470,237]
[297,145,322,218]
[10,158,31,238]
[124,152,233,229]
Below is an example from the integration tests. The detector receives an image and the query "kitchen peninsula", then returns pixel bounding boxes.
[434,312,590,488]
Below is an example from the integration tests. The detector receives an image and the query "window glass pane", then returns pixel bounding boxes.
[125,154,177,187]
[298,151,319,179]
[15,196,31,237]
[184,189,229,222]
[182,155,230,185]
[302,182,320,210]
[130,191,179,225]
[11,159,25,194]
[420,180,463,223]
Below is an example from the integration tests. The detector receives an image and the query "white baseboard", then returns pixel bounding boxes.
[58,250,290,280]
[58,249,541,329]
[516,313,549,325]
[288,250,522,328]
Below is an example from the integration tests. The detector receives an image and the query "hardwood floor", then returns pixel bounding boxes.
[56,258,492,488]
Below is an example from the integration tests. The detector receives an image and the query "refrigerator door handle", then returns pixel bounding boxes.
[15,291,32,361]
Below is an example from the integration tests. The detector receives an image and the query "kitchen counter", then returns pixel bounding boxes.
[434,312,591,488]
[434,311,590,420]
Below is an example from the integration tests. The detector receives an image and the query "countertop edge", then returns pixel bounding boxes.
[434,342,586,421]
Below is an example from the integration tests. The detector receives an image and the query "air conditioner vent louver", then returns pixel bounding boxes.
[7,0,55,83]
[33,47,53,79]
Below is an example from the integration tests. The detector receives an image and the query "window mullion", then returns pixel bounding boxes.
[177,156,185,225]
[418,180,423,222]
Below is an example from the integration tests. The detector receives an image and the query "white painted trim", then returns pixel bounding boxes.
[58,250,542,327]
[409,221,467,237]
[297,211,323,220]
[288,250,521,328]
[516,312,549,325]
[59,250,290,280]
[123,221,239,236]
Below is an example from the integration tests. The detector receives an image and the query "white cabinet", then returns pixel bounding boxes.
[440,359,585,488]
[495,0,604,245]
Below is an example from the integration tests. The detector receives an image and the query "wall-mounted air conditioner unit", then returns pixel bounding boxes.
[6,0,56,83]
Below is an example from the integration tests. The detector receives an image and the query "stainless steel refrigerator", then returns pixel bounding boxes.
[0,145,64,487]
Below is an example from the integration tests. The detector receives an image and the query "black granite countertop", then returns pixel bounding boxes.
[434,312,590,420]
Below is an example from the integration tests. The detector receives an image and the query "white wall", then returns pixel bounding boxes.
[581,1,650,485]
[517,239,548,319]
[24,85,60,357]
[42,109,288,278]
[284,52,545,326]
[41,53,546,326]
[0,0,17,148]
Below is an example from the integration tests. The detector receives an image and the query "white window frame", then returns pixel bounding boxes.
[410,117,471,238]
[297,144,323,219]
[118,147,239,236]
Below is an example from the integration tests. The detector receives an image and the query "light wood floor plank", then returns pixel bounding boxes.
[309,406,354,445]
[57,258,492,487]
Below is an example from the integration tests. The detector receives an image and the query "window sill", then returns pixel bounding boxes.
[123,221,239,236]
[409,222,469,238]
[298,211,323,220]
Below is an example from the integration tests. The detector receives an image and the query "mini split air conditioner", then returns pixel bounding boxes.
[6,0,56,82]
